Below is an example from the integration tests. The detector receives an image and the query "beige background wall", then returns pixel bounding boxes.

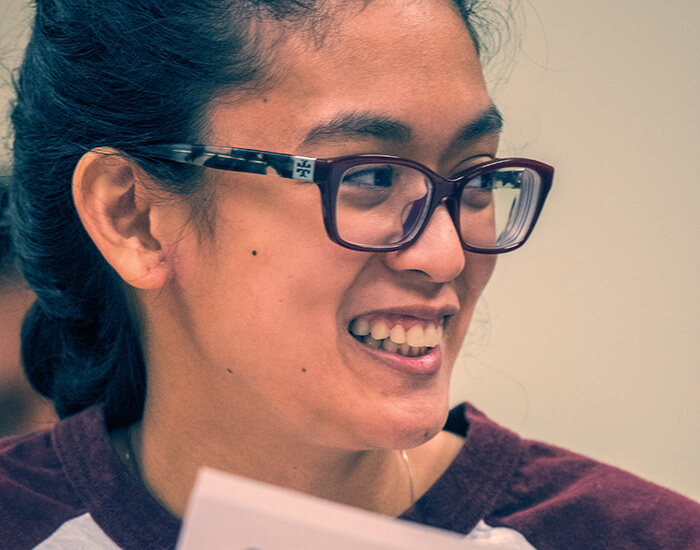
[451,0,699,501]
[1,1,698,500]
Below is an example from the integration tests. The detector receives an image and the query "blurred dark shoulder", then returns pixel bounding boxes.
[0,165,56,437]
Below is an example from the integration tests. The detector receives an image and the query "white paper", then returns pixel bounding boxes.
[176,467,474,550]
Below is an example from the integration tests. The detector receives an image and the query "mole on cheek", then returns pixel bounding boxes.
[252,250,257,256]
[301,368,307,373]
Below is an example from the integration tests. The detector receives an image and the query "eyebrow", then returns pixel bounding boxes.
[455,103,503,143]
[300,112,411,148]
[299,103,503,150]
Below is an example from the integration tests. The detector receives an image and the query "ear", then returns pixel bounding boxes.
[72,148,174,290]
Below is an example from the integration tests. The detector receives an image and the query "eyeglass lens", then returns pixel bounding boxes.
[334,163,544,250]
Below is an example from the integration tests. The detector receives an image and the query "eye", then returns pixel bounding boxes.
[461,172,500,210]
[461,185,493,210]
[341,165,395,188]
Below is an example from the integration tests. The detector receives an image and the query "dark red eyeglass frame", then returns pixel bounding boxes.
[147,144,553,254]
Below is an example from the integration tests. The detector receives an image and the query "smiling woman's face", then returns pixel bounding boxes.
[154,0,499,451]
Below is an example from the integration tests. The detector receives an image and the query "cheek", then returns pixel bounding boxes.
[448,252,497,348]
[464,252,497,296]
[178,216,364,370]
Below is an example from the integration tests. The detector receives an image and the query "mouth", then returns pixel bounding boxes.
[348,315,445,358]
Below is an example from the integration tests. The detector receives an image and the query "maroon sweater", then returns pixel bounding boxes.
[1,403,698,549]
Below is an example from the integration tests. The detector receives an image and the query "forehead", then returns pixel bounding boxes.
[208,0,491,156]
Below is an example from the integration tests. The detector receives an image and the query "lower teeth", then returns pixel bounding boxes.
[360,335,431,356]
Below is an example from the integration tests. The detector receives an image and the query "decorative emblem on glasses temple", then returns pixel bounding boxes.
[292,157,315,180]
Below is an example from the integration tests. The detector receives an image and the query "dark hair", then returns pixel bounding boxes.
[0,174,12,276]
[9,0,502,429]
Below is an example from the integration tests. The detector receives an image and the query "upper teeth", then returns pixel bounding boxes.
[350,319,443,348]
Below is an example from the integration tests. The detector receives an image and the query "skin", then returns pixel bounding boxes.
[0,275,56,436]
[73,0,499,518]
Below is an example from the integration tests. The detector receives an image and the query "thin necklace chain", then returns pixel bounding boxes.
[124,427,143,483]
[400,449,415,507]
[124,429,416,510]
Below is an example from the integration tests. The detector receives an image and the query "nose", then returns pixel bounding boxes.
[382,202,465,283]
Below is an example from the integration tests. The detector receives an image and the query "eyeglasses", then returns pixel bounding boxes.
[147,144,553,254]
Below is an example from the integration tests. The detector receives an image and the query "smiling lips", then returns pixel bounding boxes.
[349,317,444,357]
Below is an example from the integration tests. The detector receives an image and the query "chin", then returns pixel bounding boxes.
[360,393,451,450]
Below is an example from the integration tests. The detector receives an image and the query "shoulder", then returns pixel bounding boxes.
[0,424,85,548]
[412,403,700,549]
[0,405,181,549]
[478,416,700,549]
[0,406,181,549]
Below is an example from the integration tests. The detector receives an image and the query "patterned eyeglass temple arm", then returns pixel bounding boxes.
[148,144,317,181]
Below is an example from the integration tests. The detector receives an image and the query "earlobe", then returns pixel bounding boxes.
[72,148,173,290]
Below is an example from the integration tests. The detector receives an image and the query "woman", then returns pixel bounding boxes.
[1,0,697,548]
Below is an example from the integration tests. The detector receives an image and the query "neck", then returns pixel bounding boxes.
[127,405,415,519]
